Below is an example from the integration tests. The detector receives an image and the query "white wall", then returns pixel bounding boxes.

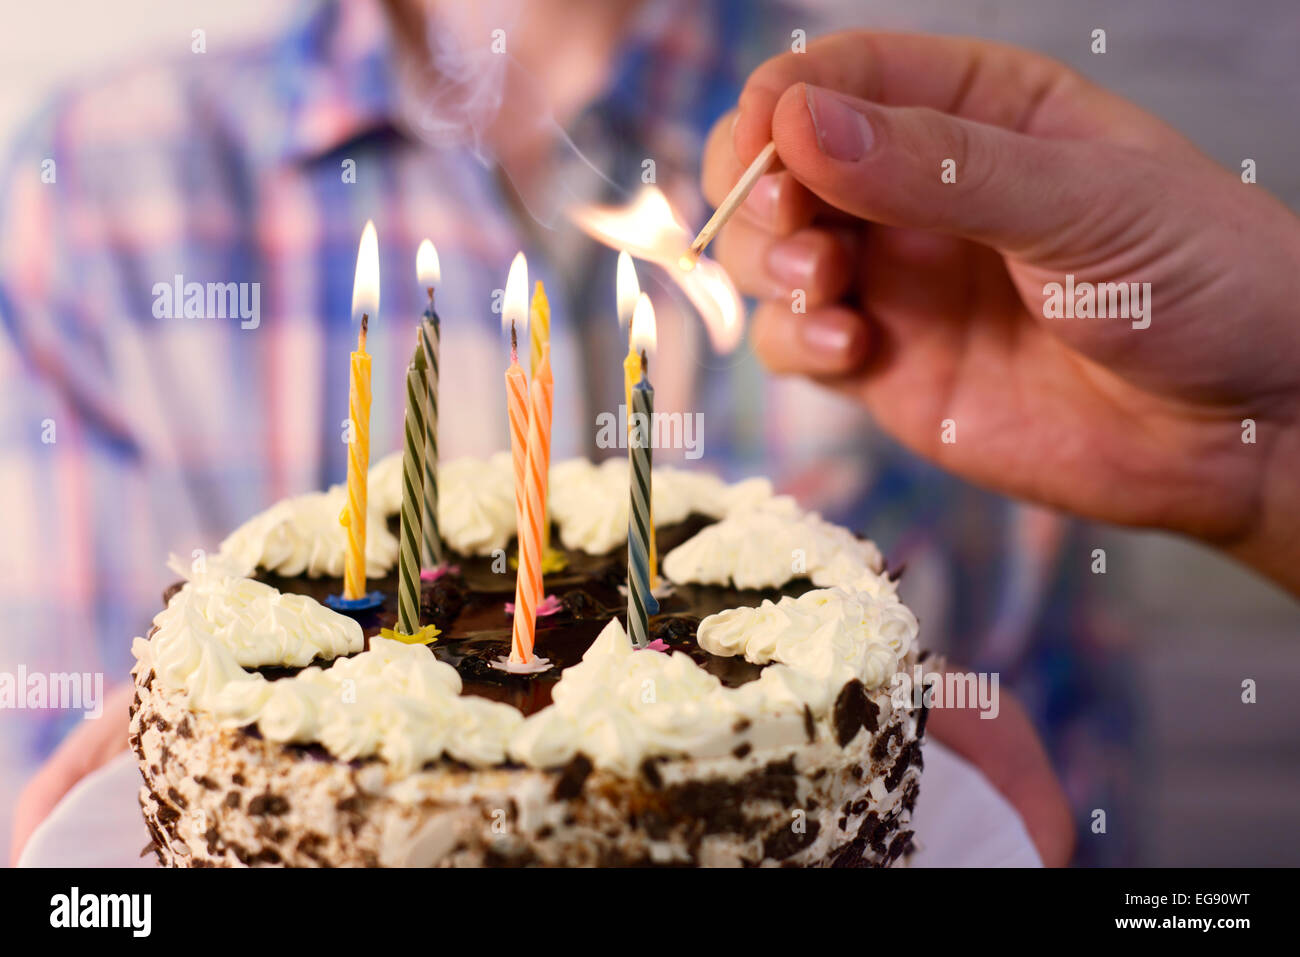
[0,1,292,145]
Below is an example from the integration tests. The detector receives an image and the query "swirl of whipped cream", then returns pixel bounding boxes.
[548,458,775,555]
[221,453,523,576]
[697,588,917,706]
[219,454,780,577]
[145,570,363,672]
[133,567,524,774]
[132,563,364,726]
[366,451,404,517]
[662,497,885,593]
[217,489,398,579]
[140,458,918,777]
[509,618,809,774]
[372,451,519,556]
[435,453,517,555]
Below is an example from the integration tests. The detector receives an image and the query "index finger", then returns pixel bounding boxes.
[734,30,1142,164]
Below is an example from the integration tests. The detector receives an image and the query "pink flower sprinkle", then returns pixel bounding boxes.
[505,594,563,617]
[420,564,460,583]
[641,639,670,652]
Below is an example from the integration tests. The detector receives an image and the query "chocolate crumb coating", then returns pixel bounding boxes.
[136,515,924,867]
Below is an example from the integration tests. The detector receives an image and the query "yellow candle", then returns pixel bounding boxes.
[617,251,641,417]
[342,320,371,599]
[342,221,379,599]
[529,280,550,378]
[622,344,640,422]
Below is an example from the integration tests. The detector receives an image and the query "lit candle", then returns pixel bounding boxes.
[519,336,553,655]
[617,252,658,590]
[397,331,425,635]
[502,253,538,666]
[617,250,641,425]
[529,280,550,380]
[529,280,560,562]
[341,220,378,601]
[416,239,443,570]
[627,293,657,648]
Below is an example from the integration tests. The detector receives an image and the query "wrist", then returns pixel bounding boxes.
[1220,415,1300,597]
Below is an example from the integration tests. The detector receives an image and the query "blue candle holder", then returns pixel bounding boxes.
[325,591,386,614]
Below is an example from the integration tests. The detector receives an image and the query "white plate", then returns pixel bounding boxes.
[17,740,1041,867]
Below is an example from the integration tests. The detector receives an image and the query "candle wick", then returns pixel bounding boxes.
[510,321,518,361]
[427,287,435,305]
[359,314,369,351]
[640,349,648,378]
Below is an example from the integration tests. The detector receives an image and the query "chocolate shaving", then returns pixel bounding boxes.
[552,754,594,800]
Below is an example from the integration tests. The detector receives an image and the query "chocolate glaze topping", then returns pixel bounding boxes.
[241,514,815,717]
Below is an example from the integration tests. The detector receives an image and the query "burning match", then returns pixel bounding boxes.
[679,141,778,271]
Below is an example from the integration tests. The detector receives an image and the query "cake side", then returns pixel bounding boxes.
[131,456,925,867]
[131,665,923,867]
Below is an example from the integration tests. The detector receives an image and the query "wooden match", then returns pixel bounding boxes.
[679,141,778,271]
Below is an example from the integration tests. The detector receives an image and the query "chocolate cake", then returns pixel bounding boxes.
[129,454,925,867]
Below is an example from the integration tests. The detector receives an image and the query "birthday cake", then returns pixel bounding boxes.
[129,454,926,867]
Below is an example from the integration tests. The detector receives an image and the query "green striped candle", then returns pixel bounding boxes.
[416,240,443,569]
[397,332,426,635]
[418,310,442,568]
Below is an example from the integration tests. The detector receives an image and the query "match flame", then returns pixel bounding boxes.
[570,187,743,353]
[416,239,440,287]
[502,251,529,336]
[630,293,657,356]
[351,220,380,324]
[616,250,640,328]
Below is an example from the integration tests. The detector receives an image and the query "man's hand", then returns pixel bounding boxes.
[10,683,132,865]
[703,32,1300,594]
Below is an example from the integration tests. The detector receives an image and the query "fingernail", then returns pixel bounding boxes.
[766,237,816,286]
[805,85,873,161]
[741,174,782,225]
[799,314,854,356]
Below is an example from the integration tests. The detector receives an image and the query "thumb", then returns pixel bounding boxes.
[775,83,1108,257]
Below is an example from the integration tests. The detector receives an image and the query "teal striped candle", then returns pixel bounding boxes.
[627,353,655,649]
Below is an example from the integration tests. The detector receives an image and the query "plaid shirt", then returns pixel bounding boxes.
[0,0,1120,862]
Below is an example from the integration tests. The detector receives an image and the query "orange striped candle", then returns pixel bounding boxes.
[505,324,535,664]
[516,340,553,661]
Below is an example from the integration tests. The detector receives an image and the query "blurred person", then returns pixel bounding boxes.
[2,0,1156,867]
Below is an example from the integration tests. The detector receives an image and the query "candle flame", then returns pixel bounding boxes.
[502,251,529,336]
[416,239,440,287]
[616,250,640,328]
[351,220,380,324]
[630,293,657,356]
[570,187,743,353]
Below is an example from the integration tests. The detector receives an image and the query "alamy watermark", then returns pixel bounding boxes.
[596,405,704,460]
[890,665,1000,719]
[1043,274,1151,330]
[0,668,104,719]
[49,887,150,936]
[152,274,260,329]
